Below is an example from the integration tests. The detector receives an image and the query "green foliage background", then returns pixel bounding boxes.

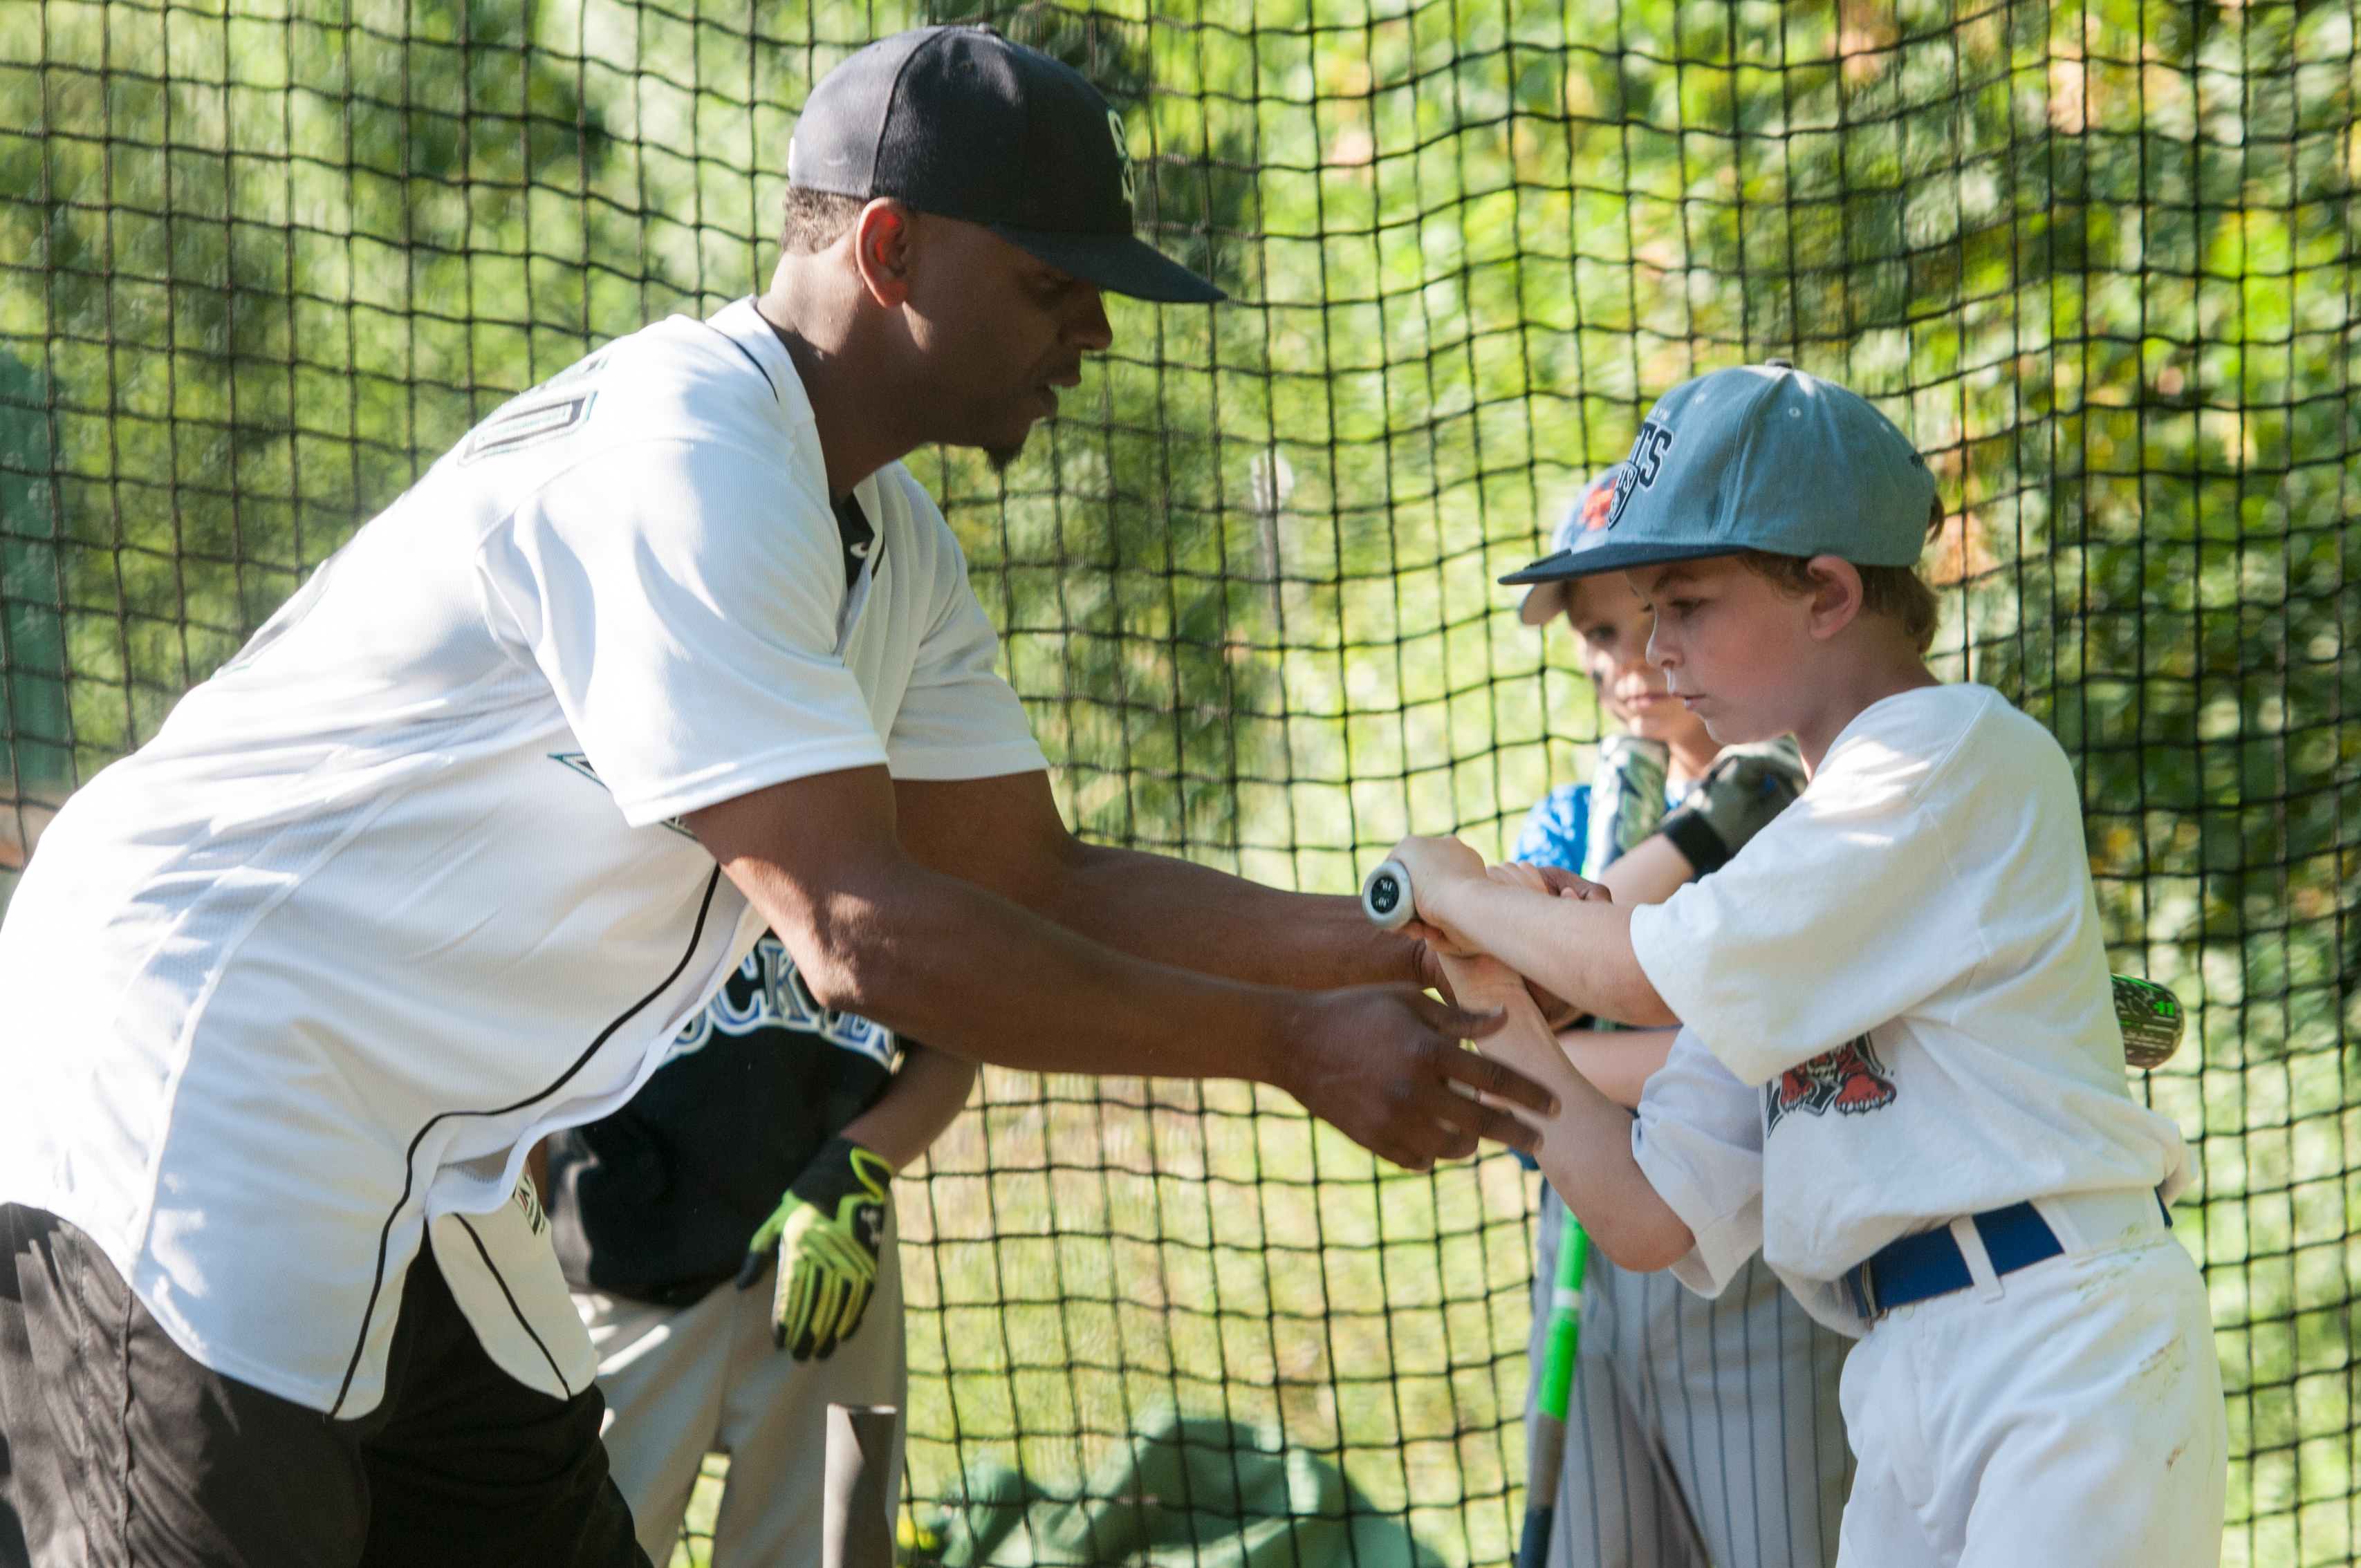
[3,0,2355,1561]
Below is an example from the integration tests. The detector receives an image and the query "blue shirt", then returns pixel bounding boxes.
[1512,783,1591,874]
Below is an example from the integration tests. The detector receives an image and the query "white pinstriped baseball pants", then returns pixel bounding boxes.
[1529,1182,1853,1568]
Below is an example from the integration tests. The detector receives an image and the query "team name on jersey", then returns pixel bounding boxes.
[670,933,896,1069]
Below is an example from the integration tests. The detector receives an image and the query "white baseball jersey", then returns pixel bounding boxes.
[0,297,1044,1417]
[1625,683,2192,1333]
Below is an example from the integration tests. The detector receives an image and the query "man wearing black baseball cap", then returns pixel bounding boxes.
[0,26,1553,1566]
[788,23,1223,306]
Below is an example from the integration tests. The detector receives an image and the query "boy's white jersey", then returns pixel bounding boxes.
[1627,683,2190,1333]
[0,299,1044,1417]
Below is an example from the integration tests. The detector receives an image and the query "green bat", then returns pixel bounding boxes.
[1519,1205,1590,1568]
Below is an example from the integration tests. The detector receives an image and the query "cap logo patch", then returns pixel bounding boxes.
[1606,420,1673,529]
[1107,110,1136,206]
[1580,473,1618,530]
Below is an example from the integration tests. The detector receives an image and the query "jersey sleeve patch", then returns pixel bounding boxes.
[459,389,598,465]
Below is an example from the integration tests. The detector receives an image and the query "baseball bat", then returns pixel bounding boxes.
[822,1403,898,1568]
[1519,1205,1589,1568]
[1362,861,2192,1070]
[1362,858,1416,931]
[1363,860,1600,1568]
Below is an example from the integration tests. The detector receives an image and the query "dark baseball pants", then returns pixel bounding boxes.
[0,1204,651,1568]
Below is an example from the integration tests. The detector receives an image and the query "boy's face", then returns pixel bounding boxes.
[1627,557,1815,745]
[1562,574,1714,753]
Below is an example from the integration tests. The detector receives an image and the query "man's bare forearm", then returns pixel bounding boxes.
[1030,839,1424,989]
[888,772,1420,991]
[720,843,1299,1086]
[701,771,1553,1172]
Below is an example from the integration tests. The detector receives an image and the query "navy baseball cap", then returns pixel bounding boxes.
[788,26,1223,304]
[1502,362,1937,587]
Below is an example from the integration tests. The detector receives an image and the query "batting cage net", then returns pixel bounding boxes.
[2,0,2355,1562]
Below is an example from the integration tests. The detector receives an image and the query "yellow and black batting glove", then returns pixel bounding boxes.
[734,1135,894,1360]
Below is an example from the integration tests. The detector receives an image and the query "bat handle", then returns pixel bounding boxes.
[1362,859,1416,931]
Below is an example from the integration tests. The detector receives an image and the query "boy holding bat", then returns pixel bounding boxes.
[1389,363,2226,1567]
[1509,469,1850,1568]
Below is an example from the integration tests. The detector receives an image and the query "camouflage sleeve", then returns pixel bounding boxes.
[1658,738,1806,875]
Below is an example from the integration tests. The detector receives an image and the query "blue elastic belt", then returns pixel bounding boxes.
[1844,1196,2172,1321]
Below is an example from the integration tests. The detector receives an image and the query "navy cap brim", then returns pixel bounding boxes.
[1500,539,1744,586]
[994,225,1225,304]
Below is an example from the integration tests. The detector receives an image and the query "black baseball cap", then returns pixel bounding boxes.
[788,26,1223,304]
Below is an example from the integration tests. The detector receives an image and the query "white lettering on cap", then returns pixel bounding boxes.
[1606,420,1674,530]
[1107,109,1135,206]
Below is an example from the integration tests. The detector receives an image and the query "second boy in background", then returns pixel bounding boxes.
[1512,467,1849,1568]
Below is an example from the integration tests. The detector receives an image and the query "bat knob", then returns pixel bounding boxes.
[1362,859,1416,931]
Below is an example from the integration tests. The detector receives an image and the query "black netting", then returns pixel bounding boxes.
[3,1,2355,1562]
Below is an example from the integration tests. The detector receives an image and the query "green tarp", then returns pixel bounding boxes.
[934,1414,1444,1568]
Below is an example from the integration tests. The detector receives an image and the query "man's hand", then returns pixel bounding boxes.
[1274,986,1553,1170]
[735,1135,894,1360]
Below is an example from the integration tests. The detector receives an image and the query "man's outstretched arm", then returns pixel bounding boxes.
[687,767,1555,1172]
[889,772,1429,989]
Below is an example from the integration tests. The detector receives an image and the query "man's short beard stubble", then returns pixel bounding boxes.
[979,393,1052,475]
[984,435,1028,475]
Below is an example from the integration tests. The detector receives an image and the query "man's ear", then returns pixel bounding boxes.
[1802,555,1865,641]
[851,199,917,310]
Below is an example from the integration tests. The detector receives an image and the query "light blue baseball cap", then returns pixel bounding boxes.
[1517,465,1626,625]
[1501,362,1938,588]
